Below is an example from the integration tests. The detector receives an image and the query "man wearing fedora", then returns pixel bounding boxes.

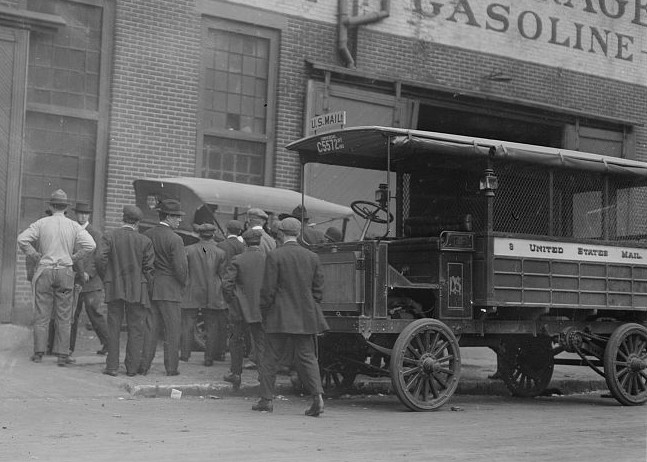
[141,199,188,376]
[180,223,227,366]
[246,208,276,256]
[253,217,328,417]
[17,189,96,366]
[290,205,325,246]
[69,201,109,356]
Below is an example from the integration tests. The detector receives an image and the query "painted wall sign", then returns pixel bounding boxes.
[310,111,347,134]
[494,237,647,264]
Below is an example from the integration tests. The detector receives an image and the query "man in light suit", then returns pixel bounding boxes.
[222,228,266,389]
[142,199,188,376]
[253,217,328,417]
[98,205,155,376]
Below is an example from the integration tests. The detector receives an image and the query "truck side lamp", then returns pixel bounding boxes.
[480,169,498,197]
[375,183,389,208]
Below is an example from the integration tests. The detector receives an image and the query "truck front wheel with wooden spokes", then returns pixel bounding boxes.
[390,319,461,411]
[604,323,647,406]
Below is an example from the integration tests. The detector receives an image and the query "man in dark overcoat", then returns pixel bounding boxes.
[70,201,109,356]
[142,199,188,376]
[222,228,266,389]
[180,223,227,365]
[98,205,155,376]
[217,219,245,266]
[290,205,325,246]
[254,217,328,416]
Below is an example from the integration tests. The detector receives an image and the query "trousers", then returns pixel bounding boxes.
[33,267,75,355]
[260,333,323,400]
[229,321,264,375]
[142,300,181,374]
[105,300,148,374]
[70,289,108,353]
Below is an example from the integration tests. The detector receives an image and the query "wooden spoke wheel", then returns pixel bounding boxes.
[498,337,554,398]
[603,323,647,406]
[390,319,461,411]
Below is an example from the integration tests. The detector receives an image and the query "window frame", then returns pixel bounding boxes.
[197,16,279,186]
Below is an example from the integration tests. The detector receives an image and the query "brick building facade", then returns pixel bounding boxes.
[1,0,646,324]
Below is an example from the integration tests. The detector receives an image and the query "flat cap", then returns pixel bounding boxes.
[278,217,301,236]
[242,228,262,245]
[193,223,217,234]
[247,208,268,219]
[123,205,143,222]
[226,219,244,234]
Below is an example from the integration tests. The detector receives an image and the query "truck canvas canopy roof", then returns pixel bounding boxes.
[287,126,647,183]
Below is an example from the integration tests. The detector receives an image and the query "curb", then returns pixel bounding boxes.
[127,377,609,399]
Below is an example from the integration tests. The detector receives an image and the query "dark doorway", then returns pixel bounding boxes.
[417,105,563,148]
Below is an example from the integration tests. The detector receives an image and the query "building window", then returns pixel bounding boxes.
[22,0,112,229]
[199,18,278,185]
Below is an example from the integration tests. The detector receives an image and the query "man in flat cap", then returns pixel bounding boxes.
[246,208,276,256]
[180,223,227,366]
[98,205,155,376]
[69,201,109,357]
[222,228,266,389]
[291,205,325,246]
[142,199,188,376]
[253,217,328,417]
[17,189,96,366]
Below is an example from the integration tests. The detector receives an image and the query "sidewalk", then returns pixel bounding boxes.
[0,324,608,400]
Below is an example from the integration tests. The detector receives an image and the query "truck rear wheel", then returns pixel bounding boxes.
[498,337,554,398]
[390,319,461,411]
[604,323,647,406]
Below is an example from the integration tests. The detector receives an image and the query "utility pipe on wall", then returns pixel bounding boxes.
[338,0,390,69]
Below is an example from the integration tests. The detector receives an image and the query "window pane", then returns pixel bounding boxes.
[27,0,104,111]
[202,136,265,185]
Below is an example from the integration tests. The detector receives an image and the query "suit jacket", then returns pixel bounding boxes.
[298,226,326,247]
[222,246,265,324]
[75,224,104,293]
[99,226,155,306]
[217,236,245,266]
[144,224,188,302]
[260,241,328,335]
[182,239,226,310]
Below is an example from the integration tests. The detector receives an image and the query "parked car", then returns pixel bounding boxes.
[133,177,355,350]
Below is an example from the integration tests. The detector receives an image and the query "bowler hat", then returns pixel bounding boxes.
[48,189,70,206]
[278,217,301,236]
[123,205,143,223]
[158,199,185,216]
[247,208,268,220]
[73,202,92,214]
[193,223,217,235]
[291,205,309,221]
[226,219,244,234]
[242,228,262,245]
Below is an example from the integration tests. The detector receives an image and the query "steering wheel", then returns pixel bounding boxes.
[351,200,394,224]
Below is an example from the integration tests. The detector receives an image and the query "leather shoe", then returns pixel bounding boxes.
[223,373,241,389]
[102,369,118,377]
[305,395,324,417]
[96,348,108,356]
[126,372,137,377]
[57,355,75,367]
[252,399,273,412]
[30,353,43,363]
[203,359,213,367]
[166,371,180,376]
[179,356,189,362]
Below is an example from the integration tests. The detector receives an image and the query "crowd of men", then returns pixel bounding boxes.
[17,189,343,417]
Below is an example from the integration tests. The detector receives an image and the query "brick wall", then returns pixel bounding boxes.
[105,0,201,229]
